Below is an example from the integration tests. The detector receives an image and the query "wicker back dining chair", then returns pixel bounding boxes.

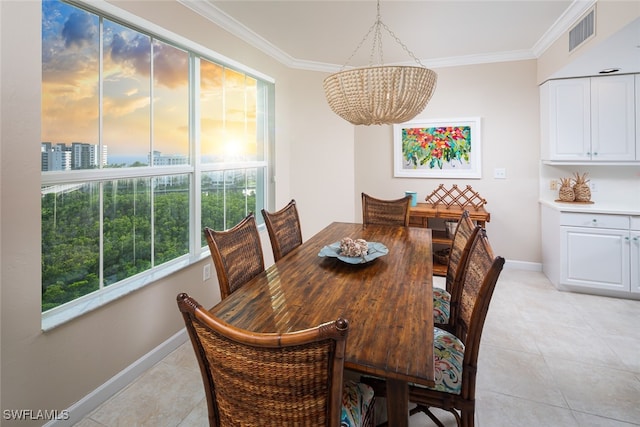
[261,199,303,262]
[361,192,412,227]
[432,210,481,327]
[204,213,265,301]
[177,293,375,427]
[364,229,504,427]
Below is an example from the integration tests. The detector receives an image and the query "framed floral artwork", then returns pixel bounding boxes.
[393,117,482,179]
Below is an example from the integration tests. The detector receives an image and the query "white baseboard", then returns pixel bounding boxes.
[44,328,188,427]
[504,259,542,271]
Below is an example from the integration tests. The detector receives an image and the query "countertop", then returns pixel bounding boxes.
[539,198,640,215]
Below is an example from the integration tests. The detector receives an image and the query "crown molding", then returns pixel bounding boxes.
[532,0,597,57]
[421,50,537,69]
[177,0,298,66]
[178,0,595,73]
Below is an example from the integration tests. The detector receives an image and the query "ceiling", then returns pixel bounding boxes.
[181,0,640,77]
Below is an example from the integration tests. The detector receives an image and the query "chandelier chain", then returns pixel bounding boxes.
[340,19,378,71]
[378,20,425,67]
[340,0,425,70]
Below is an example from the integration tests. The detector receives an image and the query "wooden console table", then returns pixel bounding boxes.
[409,203,490,276]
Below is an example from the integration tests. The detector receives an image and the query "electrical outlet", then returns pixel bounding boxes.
[550,179,558,191]
[493,168,506,179]
[203,263,211,281]
[590,181,597,192]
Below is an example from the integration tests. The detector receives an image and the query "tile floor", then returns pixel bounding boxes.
[74,270,640,426]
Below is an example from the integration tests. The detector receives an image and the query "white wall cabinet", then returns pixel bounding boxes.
[636,75,640,160]
[542,206,639,298]
[541,74,637,161]
[541,78,591,161]
[591,75,636,160]
[631,216,640,294]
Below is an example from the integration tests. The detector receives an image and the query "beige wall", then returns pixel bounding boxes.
[354,60,542,266]
[1,0,635,424]
[273,70,357,239]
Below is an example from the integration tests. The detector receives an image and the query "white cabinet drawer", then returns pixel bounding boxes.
[560,213,629,229]
[631,216,640,231]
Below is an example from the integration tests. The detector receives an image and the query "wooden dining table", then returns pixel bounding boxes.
[209,221,435,426]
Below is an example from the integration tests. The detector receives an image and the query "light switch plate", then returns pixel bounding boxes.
[494,168,506,179]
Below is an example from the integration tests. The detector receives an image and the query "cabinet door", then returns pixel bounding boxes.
[632,231,640,294]
[591,75,636,161]
[548,79,591,161]
[561,226,630,291]
[636,75,640,160]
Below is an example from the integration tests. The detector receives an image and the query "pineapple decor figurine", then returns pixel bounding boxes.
[572,172,591,202]
[558,177,575,202]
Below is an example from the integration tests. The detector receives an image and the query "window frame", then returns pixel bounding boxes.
[41,0,275,330]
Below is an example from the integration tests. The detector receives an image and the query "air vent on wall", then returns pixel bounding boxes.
[569,9,595,52]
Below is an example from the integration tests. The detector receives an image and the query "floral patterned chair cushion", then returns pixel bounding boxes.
[341,380,375,427]
[412,327,465,395]
[433,286,451,325]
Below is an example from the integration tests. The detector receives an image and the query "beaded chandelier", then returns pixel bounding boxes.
[323,1,437,126]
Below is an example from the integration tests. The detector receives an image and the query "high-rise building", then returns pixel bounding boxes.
[41,142,72,171]
[41,142,107,171]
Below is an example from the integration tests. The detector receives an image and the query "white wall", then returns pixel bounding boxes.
[354,60,542,266]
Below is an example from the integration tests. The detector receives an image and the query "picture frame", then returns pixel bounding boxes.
[393,117,482,179]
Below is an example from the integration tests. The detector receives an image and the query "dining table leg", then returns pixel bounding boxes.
[386,378,409,426]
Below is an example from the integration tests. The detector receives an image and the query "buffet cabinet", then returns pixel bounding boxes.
[409,203,490,276]
[542,205,640,298]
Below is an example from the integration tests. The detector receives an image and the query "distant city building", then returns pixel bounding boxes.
[150,150,188,166]
[41,142,71,171]
[71,142,105,169]
[41,142,107,171]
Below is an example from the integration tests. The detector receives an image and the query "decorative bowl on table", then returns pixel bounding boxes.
[318,237,388,264]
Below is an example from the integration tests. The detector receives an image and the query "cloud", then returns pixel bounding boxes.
[103,94,150,119]
[108,35,189,89]
[62,11,97,49]
[109,32,151,77]
[153,43,188,89]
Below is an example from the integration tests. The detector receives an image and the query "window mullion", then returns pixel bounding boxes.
[150,39,155,266]
[99,15,105,290]
[191,53,202,258]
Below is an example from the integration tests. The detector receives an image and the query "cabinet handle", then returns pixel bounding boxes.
[593,152,598,156]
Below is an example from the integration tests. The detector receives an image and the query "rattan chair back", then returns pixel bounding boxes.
[443,211,481,328]
[177,293,349,427]
[361,193,411,227]
[204,213,265,300]
[261,199,303,262]
[455,229,503,345]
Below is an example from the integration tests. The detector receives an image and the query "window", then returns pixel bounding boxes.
[41,0,274,326]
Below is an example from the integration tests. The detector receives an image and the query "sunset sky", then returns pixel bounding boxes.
[42,0,258,164]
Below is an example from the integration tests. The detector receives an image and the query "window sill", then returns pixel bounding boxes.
[41,255,199,332]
